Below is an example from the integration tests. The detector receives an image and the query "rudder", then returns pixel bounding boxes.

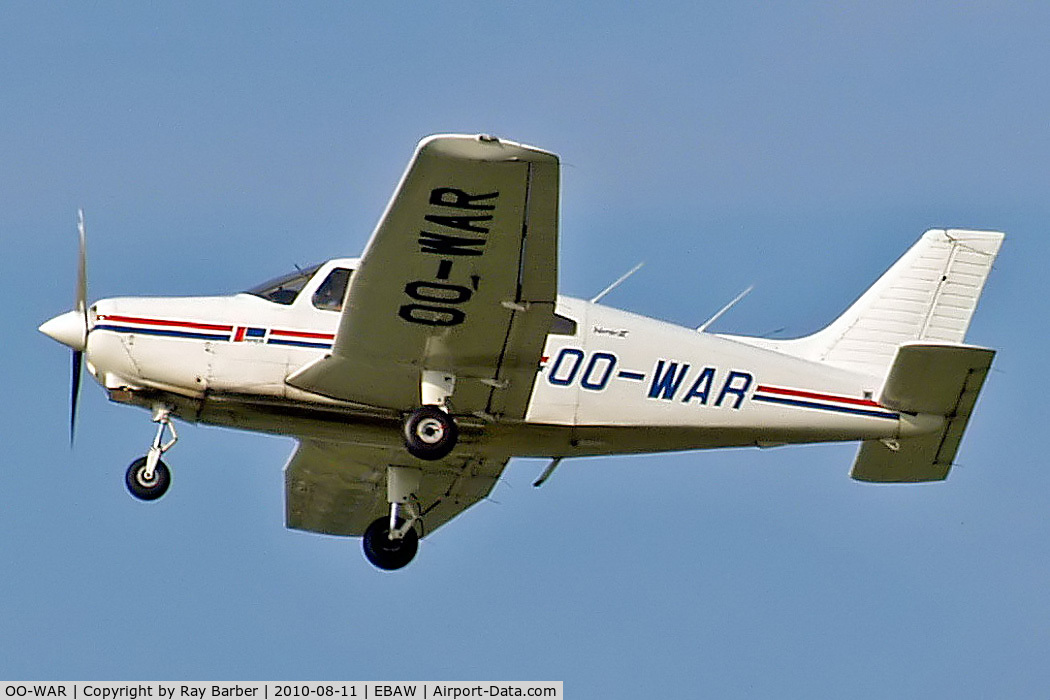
[786,229,1004,379]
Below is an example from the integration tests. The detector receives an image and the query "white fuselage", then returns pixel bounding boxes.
[78,258,936,458]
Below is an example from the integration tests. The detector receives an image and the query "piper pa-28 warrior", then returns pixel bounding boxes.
[39,134,1004,570]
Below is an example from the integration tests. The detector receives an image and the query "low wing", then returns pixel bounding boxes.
[284,439,508,537]
[288,134,559,421]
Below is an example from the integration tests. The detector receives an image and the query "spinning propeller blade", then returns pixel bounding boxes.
[76,209,87,318]
[70,209,89,445]
[71,349,83,445]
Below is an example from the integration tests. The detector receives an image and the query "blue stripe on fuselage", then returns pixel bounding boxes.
[751,393,898,420]
[93,324,230,342]
[266,338,332,349]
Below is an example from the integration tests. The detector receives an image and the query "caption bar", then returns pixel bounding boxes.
[1,684,562,700]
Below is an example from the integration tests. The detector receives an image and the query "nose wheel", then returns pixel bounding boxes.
[125,404,177,501]
[126,456,171,501]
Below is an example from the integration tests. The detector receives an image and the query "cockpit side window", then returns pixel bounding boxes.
[550,314,578,335]
[312,267,353,312]
[246,264,321,305]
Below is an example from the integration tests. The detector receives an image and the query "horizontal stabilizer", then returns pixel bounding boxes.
[852,434,951,483]
[851,343,995,482]
[878,342,995,414]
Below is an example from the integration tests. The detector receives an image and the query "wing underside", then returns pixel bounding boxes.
[284,439,508,537]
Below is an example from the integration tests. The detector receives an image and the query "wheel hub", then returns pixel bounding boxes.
[416,417,446,444]
[136,467,158,487]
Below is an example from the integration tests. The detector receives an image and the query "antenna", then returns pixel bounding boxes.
[696,285,754,333]
[590,261,645,304]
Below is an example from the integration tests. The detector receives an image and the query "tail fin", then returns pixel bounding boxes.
[850,343,995,482]
[718,229,1004,481]
[787,229,1004,379]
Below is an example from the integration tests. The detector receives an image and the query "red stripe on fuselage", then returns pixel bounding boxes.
[269,328,335,340]
[756,384,881,408]
[96,315,337,342]
[96,314,233,333]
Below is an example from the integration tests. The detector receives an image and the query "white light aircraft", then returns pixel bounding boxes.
[40,135,1004,570]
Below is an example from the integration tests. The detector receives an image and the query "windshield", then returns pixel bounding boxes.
[246,264,322,305]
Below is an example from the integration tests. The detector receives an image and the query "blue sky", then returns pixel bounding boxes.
[2,2,1047,695]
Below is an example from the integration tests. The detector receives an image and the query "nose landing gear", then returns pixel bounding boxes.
[125,404,177,501]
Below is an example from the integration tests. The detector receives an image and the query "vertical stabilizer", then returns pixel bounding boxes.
[776,229,1003,379]
[715,228,1004,481]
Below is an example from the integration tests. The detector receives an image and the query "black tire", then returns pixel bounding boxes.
[362,516,419,570]
[125,456,171,501]
[402,405,458,461]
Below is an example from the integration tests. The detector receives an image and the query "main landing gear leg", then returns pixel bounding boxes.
[402,370,458,461]
[362,467,421,571]
[125,404,176,501]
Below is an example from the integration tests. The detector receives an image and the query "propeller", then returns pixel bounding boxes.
[70,209,88,444]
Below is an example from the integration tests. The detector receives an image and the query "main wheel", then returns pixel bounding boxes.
[125,456,171,501]
[402,405,458,460]
[362,516,419,570]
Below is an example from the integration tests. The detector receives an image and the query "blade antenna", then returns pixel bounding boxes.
[590,261,645,304]
[696,285,754,333]
[533,457,564,488]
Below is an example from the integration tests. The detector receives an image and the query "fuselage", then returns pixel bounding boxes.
[62,257,938,458]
